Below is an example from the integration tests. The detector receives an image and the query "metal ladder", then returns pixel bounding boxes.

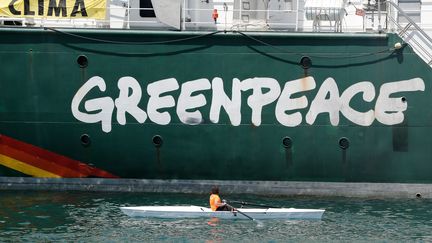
[384,0,432,67]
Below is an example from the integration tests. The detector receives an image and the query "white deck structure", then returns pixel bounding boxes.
[1,0,431,66]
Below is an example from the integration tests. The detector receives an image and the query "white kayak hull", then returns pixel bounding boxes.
[120,206,325,220]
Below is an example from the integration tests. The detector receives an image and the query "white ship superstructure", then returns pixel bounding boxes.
[1,0,430,66]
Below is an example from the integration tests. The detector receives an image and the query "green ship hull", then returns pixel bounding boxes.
[0,28,431,192]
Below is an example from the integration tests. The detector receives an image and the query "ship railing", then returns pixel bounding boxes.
[182,8,301,31]
[384,0,432,67]
[0,2,373,33]
[0,7,295,29]
[180,6,375,33]
[1,0,431,42]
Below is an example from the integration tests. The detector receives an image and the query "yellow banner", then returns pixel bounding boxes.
[0,0,106,19]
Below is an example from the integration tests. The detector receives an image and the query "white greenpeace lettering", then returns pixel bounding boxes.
[209,77,242,126]
[375,78,425,125]
[115,76,147,125]
[71,76,115,133]
[177,78,211,125]
[71,76,425,133]
[147,78,179,125]
[276,77,316,127]
[241,77,281,126]
[306,77,340,126]
[340,81,376,126]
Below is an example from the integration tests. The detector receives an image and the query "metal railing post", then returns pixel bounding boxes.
[183,0,186,30]
[378,0,382,32]
[127,0,130,29]
[295,0,299,31]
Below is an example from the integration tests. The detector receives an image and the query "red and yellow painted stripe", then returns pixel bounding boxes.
[0,134,118,178]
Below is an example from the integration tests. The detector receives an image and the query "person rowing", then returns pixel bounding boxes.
[209,186,232,211]
[208,186,260,222]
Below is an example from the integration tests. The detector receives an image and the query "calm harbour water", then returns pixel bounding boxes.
[0,191,431,242]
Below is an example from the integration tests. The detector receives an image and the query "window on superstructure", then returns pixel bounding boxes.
[284,0,293,11]
[140,0,156,17]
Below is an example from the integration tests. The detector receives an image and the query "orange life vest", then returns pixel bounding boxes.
[209,194,221,211]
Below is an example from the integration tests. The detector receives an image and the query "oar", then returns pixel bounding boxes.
[228,200,281,208]
[225,203,255,221]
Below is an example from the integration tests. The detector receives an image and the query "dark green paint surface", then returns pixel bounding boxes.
[0,28,431,183]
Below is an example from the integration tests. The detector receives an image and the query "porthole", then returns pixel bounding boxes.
[300,56,312,69]
[80,134,91,147]
[152,135,163,148]
[77,55,88,68]
[339,137,349,150]
[282,136,292,148]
